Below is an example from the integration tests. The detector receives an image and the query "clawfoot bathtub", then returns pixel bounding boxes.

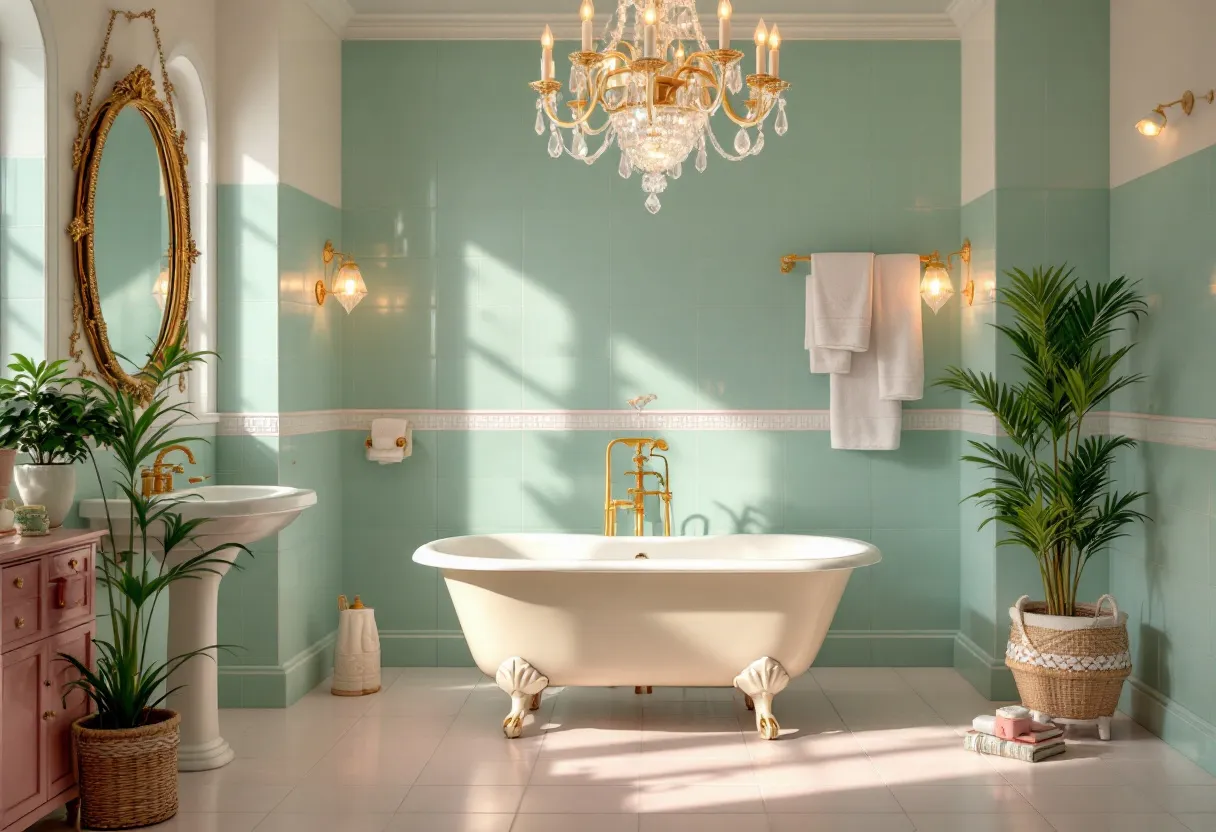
[413,534,880,739]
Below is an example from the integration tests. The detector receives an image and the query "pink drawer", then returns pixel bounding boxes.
[3,595,43,644]
[2,560,42,604]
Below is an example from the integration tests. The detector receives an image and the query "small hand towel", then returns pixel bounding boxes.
[873,254,925,401]
[806,276,853,374]
[830,342,903,450]
[810,252,874,352]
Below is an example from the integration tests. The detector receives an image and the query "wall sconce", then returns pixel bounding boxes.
[919,239,972,314]
[317,240,367,313]
[1136,89,1215,137]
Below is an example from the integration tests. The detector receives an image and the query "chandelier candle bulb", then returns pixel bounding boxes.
[541,25,554,81]
[579,0,594,52]
[754,19,768,75]
[767,24,781,76]
[643,3,658,58]
[718,0,732,49]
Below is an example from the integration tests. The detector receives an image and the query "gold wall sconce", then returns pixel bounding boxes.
[778,239,973,314]
[317,240,367,313]
[1137,88,1215,137]
[919,239,972,313]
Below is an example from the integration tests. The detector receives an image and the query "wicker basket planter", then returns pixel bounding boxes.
[72,709,180,829]
[1005,594,1131,721]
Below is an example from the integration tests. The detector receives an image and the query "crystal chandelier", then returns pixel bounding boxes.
[531,0,790,214]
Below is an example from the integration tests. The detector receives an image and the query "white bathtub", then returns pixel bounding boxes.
[413,533,880,738]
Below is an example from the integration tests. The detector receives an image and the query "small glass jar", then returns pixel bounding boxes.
[15,504,50,537]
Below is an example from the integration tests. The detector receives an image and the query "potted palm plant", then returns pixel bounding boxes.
[60,340,250,829]
[939,266,1148,726]
[0,355,115,526]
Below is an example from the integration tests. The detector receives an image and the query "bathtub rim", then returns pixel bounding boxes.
[412,532,881,573]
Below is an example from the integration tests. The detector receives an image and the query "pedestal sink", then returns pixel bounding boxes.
[78,485,317,771]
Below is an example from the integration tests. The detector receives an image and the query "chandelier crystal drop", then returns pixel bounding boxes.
[530,0,790,213]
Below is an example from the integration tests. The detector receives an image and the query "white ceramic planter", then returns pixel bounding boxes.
[14,464,77,528]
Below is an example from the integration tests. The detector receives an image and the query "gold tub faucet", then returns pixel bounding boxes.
[141,444,197,497]
[603,437,673,536]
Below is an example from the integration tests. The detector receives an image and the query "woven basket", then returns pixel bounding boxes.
[1005,594,1131,720]
[73,709,180,830]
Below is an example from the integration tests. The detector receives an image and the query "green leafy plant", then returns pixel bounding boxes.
[938,266,1150,617]
[60,339,250,729]
[0,355,116,463]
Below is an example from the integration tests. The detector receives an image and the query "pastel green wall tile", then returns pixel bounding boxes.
[871,528,960,631]
[217,184,279,304]
[815,638,872,667]
[994,0,1108,190]
[437,637,475,667]
[278,184,343,413]
[871,431,960,529]
[783,433,871,530]
[381,636,438,667]
[872,637,955,667]
[1,155,44,227]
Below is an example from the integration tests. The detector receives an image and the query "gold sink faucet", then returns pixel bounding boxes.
[603,437,673,536]
[141,444,197,497]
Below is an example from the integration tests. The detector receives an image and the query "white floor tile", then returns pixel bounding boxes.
[767,815,915,832]
[634,784,764,813]
[148,814,269,832]
[1045,813,1191,832]
[518,785,639,813]
[637,813,768,830]
[1013,784,1165,814]
[383,814,514,831]
[904,814,1053,832]
[889,785,1036,814]
[397,786,525,814]
[761,783,904,814]
[273,783,409,815]
[252,813,393,832]
[115,669,1213,832]
[176,781,293,814]
[511,815,639,832]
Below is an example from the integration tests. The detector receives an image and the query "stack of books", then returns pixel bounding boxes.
[963,706,1065,763]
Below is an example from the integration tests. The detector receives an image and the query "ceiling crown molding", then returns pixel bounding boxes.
[945,0,987,29]
[344,11,960,41]
[305,0,356,37]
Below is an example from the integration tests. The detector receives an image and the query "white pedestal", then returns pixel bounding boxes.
[167,557,236,771]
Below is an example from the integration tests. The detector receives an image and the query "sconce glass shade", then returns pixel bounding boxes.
[152,268,170,311]
[920,264,954,314]
[330,262,368,313]
[1136,110,1166,137]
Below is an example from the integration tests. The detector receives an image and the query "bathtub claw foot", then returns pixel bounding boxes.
[734,657,790,740]
[496,657,548,739]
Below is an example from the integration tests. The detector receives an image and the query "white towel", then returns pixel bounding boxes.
[830,342,902,450]
[810,253,874,352]
[806,276,852,374]
[874,254,925,401]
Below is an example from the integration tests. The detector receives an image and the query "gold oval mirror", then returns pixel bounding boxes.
[69,65,193,403]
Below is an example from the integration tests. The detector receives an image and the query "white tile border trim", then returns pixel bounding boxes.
[216,408,1216,450]
[218,408,970,436]
[343,12,960,41]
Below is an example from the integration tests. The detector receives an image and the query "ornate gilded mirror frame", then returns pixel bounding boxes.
[68,10,196,403]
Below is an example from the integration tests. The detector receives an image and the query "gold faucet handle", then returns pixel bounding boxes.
[188,475,212,485]
[171,465,185,474]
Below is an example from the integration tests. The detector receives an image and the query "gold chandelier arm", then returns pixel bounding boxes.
[720,89,773,128]
[542,71,609,130]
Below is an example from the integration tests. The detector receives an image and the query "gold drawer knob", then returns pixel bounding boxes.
[14,616,24,629]
[12,576,23,589]
[68,558,79,570]
[42,710,55,721]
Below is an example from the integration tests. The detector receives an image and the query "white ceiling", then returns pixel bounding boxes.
[346,0,954,13]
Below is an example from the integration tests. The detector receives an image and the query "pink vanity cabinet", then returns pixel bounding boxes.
[0,529,103,832]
